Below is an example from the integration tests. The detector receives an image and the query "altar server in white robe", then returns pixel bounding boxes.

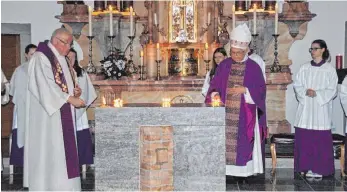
[201,47,228,97]
[67,46,97,169]
[1,68,10,172]
[24,28,85,191]
[9,44,37,169]
[293,39,338,178]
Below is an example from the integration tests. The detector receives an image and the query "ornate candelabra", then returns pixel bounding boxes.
[156,60,162,81]
[251,34,259,54]
[86,36,96,74]
[204,59,211,75]
[139,64,145,80]
[108,35,116,57]
[270,34,281,73]
[127,35,136,73]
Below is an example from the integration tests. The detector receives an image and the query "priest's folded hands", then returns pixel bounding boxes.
[73,84,82,97]
[305,88,317,97]
[68,95,86,108]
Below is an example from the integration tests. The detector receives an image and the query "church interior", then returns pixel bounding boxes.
[1,0,347,191]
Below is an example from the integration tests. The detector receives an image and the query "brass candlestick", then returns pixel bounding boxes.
[251,34,259,54]
[156,60,162,81]
[270,34,281,73]
[86,36,96,74]
[204,59,211,75]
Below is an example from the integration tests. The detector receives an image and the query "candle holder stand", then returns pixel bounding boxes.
[270,34,282,73]
[155,60,162,81]
[204,59,211,75]
[86,36,96,74]
[251,34,259,54]
[108,35,116,58]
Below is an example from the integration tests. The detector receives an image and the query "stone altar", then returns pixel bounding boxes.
[95,104,225,191]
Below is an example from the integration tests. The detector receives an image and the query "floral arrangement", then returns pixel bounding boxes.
[100,49,129,80]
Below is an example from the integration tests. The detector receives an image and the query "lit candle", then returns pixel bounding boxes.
[204,43,208,61]
[88,6,92,36]
[140,50,144,66]
[102,96,106,107]
[156,43,160,61]
[232,4,236,29]
[212,97,221,107]
[162,98,171,107]
[336,54,343,69]
[208,12,211,25]
[154,13,158,26]
[113,99,123,107]
[275,2,278,34]
[130,6,134,34]
[253,4,257,34]
[109,5,113,36]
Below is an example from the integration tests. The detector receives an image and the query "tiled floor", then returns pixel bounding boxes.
[2,168,346,191]
[227,168,347,191]
[1,167,95,191]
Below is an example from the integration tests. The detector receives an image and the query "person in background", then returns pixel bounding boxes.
[293,39,337,178]
[9,44,37,174]
[201,47,228,97]
[67,47,97,170]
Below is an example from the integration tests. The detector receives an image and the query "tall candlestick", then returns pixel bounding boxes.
[208,12,211,25]
[154,13,158,26]
[232,4,236,29]
[109,5,113,36]
[253,4,257,34]
[275,2,279,34]
[336,54,343,69]
[130,6,134,34]
[156,43,160,61]
[88,6,92,36]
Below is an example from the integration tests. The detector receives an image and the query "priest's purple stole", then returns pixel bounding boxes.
[36,41,80,179]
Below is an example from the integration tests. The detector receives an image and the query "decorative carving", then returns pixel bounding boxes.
[139,23,150,46]
[218,22,229,46]
[144,0,153,10]
[280,1,316,38]
[216,0,224,15]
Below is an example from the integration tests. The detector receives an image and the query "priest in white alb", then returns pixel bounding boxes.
[293,39,337,178]
[24,28,85,191]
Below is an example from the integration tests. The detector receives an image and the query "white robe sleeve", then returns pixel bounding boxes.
[244,88,255,104]
[1,69,10,105]
[76,71,97,120]
[28,53,70,116]
[341,78,347,116]
[293,66,307,104]
[315,69,338,106]
[201,71,211,97]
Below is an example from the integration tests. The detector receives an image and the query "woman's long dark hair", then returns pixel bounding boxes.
[69,48,83,77]
[210,47,227,79]
[312,39,331,62]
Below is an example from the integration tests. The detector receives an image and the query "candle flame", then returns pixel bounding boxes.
[109,5,112,11]
[212,97,221,107]
[156,43,160,49]
[113,98,123,107]
[140,51,144,57]
[205,43,208,49]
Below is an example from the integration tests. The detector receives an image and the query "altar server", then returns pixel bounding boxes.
[293,39,337,177]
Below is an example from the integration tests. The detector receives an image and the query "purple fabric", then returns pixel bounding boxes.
[77,129,94,165]
[36,41,80,179]
[310,60,325,67]
[9,129,24,166]
[294,127,335,176]
[205,57,267,166]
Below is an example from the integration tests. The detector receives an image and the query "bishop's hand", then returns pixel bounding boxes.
[68,96,86,108]
[73,84,82,97]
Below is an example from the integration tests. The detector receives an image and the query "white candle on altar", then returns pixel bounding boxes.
[204,43,208,61]
[130,6,134,34]
[232,4,236,29]
[253,4,257,34]
[140,50,144,66]
[154,13,158,26]
[156,43,160,61]
[88,6,92,36]
[207,12,211,25]
[275,2,279,34]
[109,5,113,36]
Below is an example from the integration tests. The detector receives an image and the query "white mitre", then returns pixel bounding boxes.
[230,23,252,50]
[73,40,84,64]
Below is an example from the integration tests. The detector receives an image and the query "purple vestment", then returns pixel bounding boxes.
[36,41,80,179]
[205,57,267,166]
